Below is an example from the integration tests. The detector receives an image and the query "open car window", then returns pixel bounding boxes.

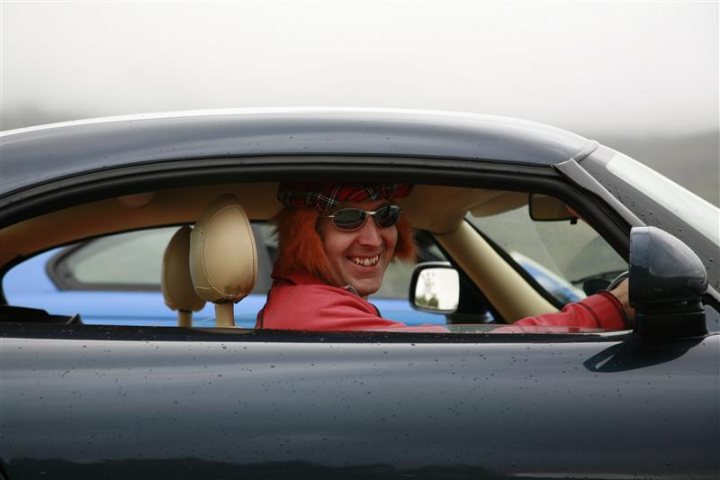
[2,223,450,328]
[1,190,634,334]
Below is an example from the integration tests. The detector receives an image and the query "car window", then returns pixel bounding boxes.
[3,223,449,328]
[47,225,274,293]
[1,197,630,334]
[53,227,178,289]
[468,203,627,304]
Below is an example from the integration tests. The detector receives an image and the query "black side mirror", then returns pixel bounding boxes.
[630,226,708,337]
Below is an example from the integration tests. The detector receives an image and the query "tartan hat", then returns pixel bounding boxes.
[277,183,413,212]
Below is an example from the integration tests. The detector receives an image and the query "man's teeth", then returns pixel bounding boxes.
[350,255,380,266]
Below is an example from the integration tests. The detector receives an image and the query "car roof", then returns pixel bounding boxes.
[0,108,594,198]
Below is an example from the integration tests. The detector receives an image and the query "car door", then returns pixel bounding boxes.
[1,322,718,479]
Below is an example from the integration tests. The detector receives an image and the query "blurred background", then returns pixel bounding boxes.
[2,1,718,204]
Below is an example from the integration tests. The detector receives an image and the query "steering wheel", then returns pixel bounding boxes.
[606,270,629,291]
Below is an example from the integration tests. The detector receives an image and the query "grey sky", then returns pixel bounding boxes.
[2,1,718,136]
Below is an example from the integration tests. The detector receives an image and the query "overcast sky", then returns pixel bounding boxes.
[2,1,718,137]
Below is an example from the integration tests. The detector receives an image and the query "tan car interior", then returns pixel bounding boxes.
[0,182,560,325]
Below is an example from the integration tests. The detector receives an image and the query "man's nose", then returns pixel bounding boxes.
[356,219,383,246]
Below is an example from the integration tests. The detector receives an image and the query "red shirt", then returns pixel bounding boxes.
[257,272,628,333]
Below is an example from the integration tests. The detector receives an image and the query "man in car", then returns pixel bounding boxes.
[256,183,633,332]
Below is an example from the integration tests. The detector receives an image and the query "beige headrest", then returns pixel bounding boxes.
[190,194,258,303]
[161,226,206,313]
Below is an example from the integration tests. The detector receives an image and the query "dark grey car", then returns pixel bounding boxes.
[1,109,718,479]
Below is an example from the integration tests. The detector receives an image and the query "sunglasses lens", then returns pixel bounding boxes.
[375,205,400,228]
[329,205,401,231]
[332,209,366,230]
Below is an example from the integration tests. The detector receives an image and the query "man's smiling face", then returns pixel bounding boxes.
[316,199,398,298]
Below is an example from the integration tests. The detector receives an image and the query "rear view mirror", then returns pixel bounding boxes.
[409,262,459,313]
[630,226,708,337]
[528,194,576,222]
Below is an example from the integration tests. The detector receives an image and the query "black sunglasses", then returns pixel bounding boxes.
[322,204,402,231]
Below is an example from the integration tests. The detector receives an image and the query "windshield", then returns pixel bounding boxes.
[468,203,625,305]
[606,152,719,245]
[581,147,720,291]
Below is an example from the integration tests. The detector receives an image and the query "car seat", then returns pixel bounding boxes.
[189,194,258,327]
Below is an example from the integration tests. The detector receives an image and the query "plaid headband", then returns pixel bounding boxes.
[278,183,413,212]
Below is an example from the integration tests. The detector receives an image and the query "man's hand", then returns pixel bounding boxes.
[608,279,636,327]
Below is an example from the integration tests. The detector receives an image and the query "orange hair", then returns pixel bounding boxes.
[273,207,416,286]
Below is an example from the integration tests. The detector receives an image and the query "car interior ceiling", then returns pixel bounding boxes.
[0,182,560,324]
[0,182,530,262]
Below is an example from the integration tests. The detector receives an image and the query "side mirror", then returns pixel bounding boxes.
[528,194,576,222]
[630,226,708,337]
[409,262,459,314]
